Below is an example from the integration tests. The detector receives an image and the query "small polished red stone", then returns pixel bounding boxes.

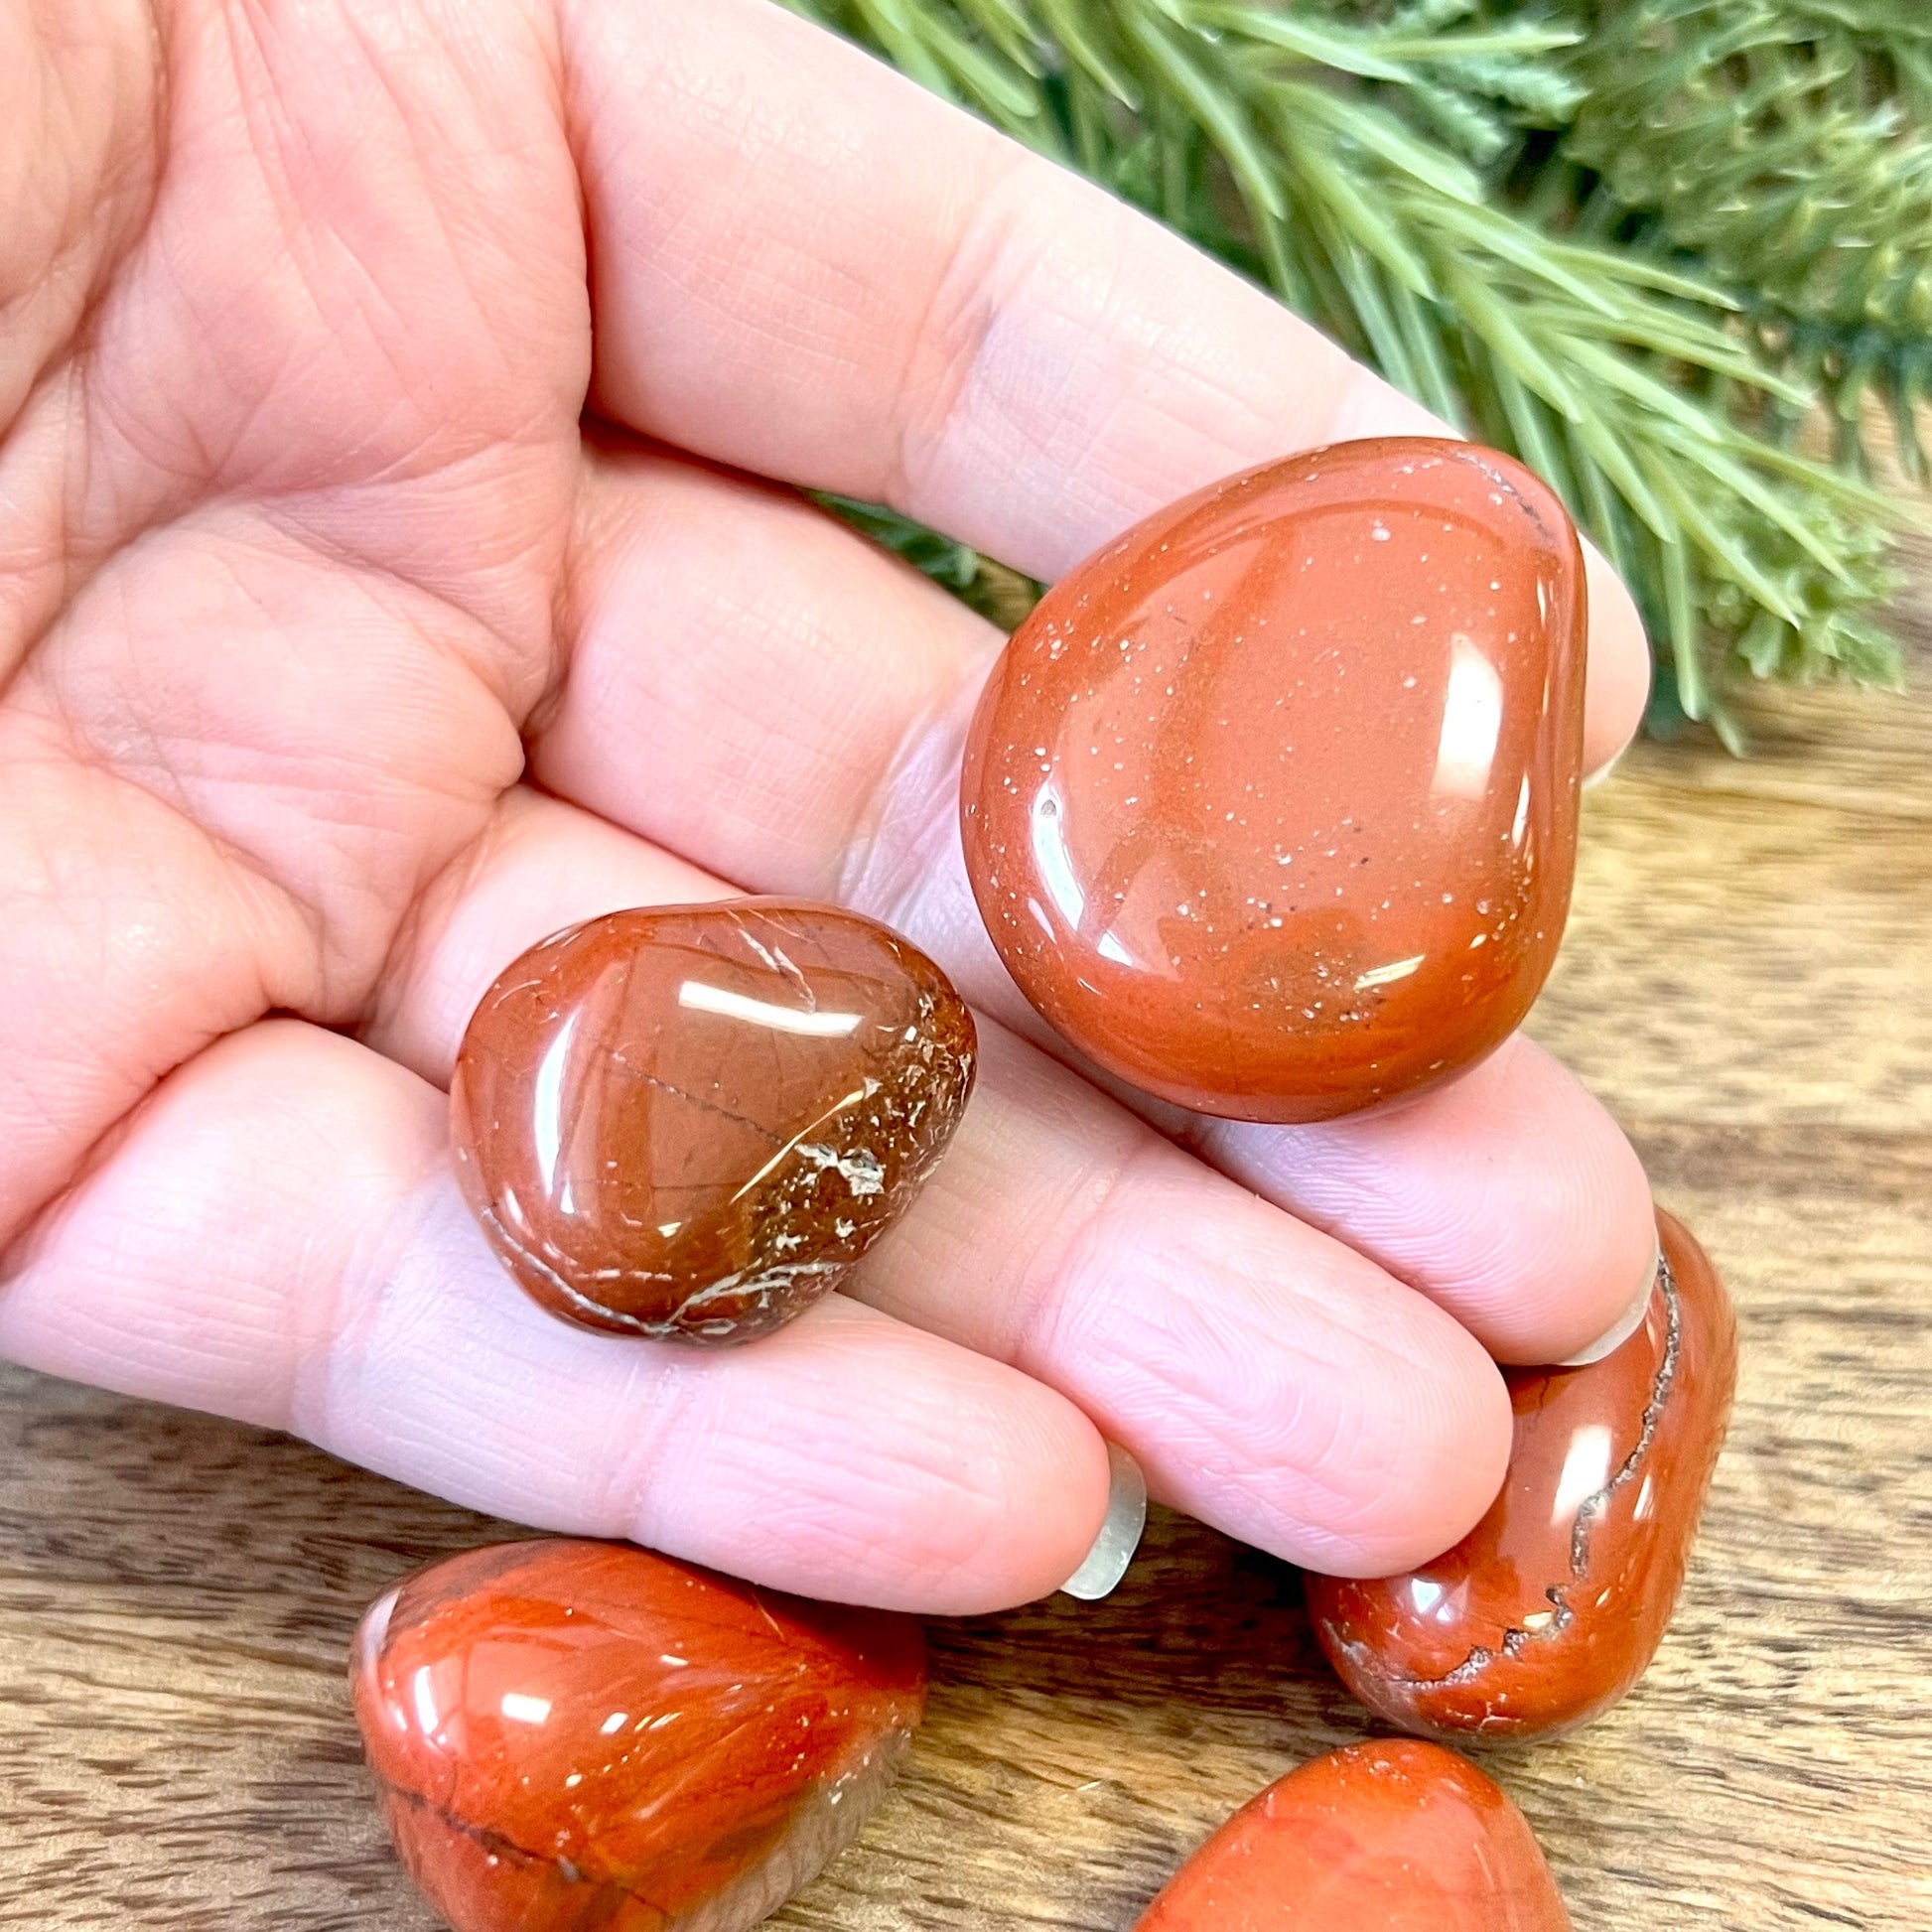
[451,898,976,1342]
[1305,1211,1738,1738]
[960,437,1587,1122]
[350,1539,927,1932]
[1134,1739,1573,1931]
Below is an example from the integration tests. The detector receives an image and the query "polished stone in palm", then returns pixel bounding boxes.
[452,900,976,1342]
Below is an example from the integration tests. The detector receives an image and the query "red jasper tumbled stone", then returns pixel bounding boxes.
[960,437,1586,1122]
[1135,1739,1573,1931]
[451,898,976,1342]
[1305,1211,1737,1738]
[350,1539,927,1932]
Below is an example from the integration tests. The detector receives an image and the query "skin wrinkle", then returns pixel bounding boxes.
[360,788,652,1081]
[961,232,1178,538]
[26,553,483,1005]
[835,668,994,962]
[220,2,572,505]
[660,602,870,840]
[897,175,1367,576]
[6,24,560,700]
[879,1049,1499,1558]
[709,1392,1032,1588]
[0,378,80,686]
[364,1151,699,1530]
[0,742,300,1009]
[1062,1196,1449,1534]
[582,70,900,424]
[594,1345,706,1542]
[299,1104,447,1454]
[538,436,676,752]
[986,1125,1161,1378]
[560,450,933,825]
[0,1,163,393]
[885,148,1036,517]
[200,10,441,472]
[74,5,579,571]
[318,1163,569,1498]
[49,521,556,1028]
[251,491,561,722]
[0,19,160,695]
[1190,1037,1655,1359]
[614,1308,1050,1596]
[1071,1257,1356,1505]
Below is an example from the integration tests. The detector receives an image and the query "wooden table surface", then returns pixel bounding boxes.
[5,514,1930,1931]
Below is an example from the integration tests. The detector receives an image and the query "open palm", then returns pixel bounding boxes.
[0,0,1657,1612]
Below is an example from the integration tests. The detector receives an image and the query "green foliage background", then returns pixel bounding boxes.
[782,0,1930,744]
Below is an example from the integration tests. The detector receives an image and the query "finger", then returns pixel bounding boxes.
[538,444,1656,1363]
[368,786,1511,1576]
[0,1018,1112,1614]
[559,0,1648,766]
[1179,1035,1660,1367]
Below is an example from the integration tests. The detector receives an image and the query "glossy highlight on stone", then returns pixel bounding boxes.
[1135,1738,1572,1931]
[1306,1212,1737,1738]
[451,899,976,1341]
[350,1539,927,1932]
[960,438,1587,1122]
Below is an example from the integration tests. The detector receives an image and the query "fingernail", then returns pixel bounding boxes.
[1558,1232,1662,1367]
[1582,745,1627,792]
[1059,1443,1147,1600]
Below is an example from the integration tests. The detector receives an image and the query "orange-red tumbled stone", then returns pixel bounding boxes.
[350,1539,927,1932]
[960,437,1587,1121]
[1305,1212,1737,1738]
[451,899,976,1342]
[1135,1739,1573,1931]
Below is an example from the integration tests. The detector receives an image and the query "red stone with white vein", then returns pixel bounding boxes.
[450,899,976,1342]
[1305,1211,1737,1737]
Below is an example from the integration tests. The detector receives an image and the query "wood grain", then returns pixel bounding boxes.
[5,526,1930,1930]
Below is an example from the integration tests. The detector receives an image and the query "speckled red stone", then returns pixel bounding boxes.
[1305,1212,1737,1738]
[350,1539,927,1932]
[961,438,1586,1121]
[1134,1739,1573,1931]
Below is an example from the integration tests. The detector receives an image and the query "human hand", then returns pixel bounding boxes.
[0,0,1657,1612]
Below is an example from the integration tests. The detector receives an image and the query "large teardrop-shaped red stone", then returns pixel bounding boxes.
[961,438,1586,1121]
